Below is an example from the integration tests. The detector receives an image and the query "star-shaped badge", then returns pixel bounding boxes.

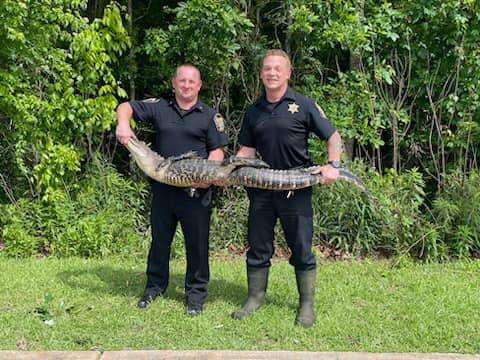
[288,102,300,114]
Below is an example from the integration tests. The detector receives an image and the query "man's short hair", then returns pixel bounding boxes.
[173,64,201,80]
[260,49,292,69]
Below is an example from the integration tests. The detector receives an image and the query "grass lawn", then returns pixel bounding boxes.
[0,256,479,353]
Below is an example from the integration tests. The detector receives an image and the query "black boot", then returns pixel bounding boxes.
[295,269,316,328]
[232,266,269,320]
[137,287,163,309]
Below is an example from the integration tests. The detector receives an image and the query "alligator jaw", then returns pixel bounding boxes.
[126,138,166,181]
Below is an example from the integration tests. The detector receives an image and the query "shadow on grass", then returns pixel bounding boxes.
[57,265,252,307]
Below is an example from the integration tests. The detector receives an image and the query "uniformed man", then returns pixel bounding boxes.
[232,49,342,327]
[116,64,228,316]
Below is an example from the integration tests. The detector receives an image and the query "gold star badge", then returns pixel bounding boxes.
[288,102,300,114]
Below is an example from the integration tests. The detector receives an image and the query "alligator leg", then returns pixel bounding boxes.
[167,151,200,162]
[224,156,270,169]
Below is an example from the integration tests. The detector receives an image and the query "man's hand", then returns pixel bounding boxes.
[116,124,136,145]
[310,164,340,184]
[190,181,211,189]
[211,178,228,187]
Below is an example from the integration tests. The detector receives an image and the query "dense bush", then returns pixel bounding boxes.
[0,156,148,258]
[208,165,480,262]
[210,188,250,253]
[425,171,480,260]
[2,160,479,260]
[312,162,425,257]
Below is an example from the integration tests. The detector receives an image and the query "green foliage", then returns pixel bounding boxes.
[0,1,129,197]
[143,0,253,98]
[0,156,148,258]
[1,0,480,261]
[210,188,250,252]
[0,209,41,258]
[312,161,426,256]
[428,170,480,259]
[34,293,55,324]
[300,72,386,151]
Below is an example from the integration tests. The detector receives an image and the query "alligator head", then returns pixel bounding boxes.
[125,137,168,180]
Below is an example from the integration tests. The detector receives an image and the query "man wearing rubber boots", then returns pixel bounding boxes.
[116,64,228,316]
[233,50,342,327]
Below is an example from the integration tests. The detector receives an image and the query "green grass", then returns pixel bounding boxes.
[0,256,479,353]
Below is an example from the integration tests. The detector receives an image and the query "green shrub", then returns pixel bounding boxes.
[0,155,149,258]
[428,170,480,259]
[312,162,426,257]
[209,187,250,253]
[0,212,41,258]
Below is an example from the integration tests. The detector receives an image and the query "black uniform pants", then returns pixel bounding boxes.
[246,187,316,271]
[146,183,212,306]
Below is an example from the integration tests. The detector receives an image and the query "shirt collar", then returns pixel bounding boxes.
[168,99,204,113]
[282,86,297,101]
[256,86,297,107]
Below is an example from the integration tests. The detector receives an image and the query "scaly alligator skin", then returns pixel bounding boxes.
[126,138,367,192]
[229,166,366,192]
[126,137,268,187]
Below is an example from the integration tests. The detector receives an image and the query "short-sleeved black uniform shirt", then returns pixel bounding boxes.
[238,87,336,170]
[130,98,228,158]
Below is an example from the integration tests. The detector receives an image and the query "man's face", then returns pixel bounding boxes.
[172,66,202,103]
[260,55,291,93]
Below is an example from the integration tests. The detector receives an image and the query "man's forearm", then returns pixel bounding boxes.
[116,102,133,126]
[236,146,256,158]
[208,148,224,161]
[327,131,342,161]
[115,102,135,145]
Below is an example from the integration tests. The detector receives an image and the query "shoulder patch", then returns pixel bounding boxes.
[213,113,225,132]
[141,98,160,103]
[315,103,327,118]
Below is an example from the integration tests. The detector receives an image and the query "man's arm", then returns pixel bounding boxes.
[326,131,342,163]
[236,146,256,158]
[115,102,136,145]
[208,148,224,161]
[311,131,342,184]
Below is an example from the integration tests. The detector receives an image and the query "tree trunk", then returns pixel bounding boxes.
[87,0,97,21]
[86,0,106,21]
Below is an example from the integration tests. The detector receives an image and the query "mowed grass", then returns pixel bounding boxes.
[0,256,479,353]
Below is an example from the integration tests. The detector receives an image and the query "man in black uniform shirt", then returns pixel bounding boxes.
[116,64,228,315]
[232,50,342,327]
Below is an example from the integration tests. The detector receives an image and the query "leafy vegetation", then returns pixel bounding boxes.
[1,0,479,259]
[0,157,148,257]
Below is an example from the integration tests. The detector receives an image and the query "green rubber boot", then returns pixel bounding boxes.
[295,269,316,328]
[232,266,269,320]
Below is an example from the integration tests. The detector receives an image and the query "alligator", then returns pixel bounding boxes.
[126,137,367,192]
